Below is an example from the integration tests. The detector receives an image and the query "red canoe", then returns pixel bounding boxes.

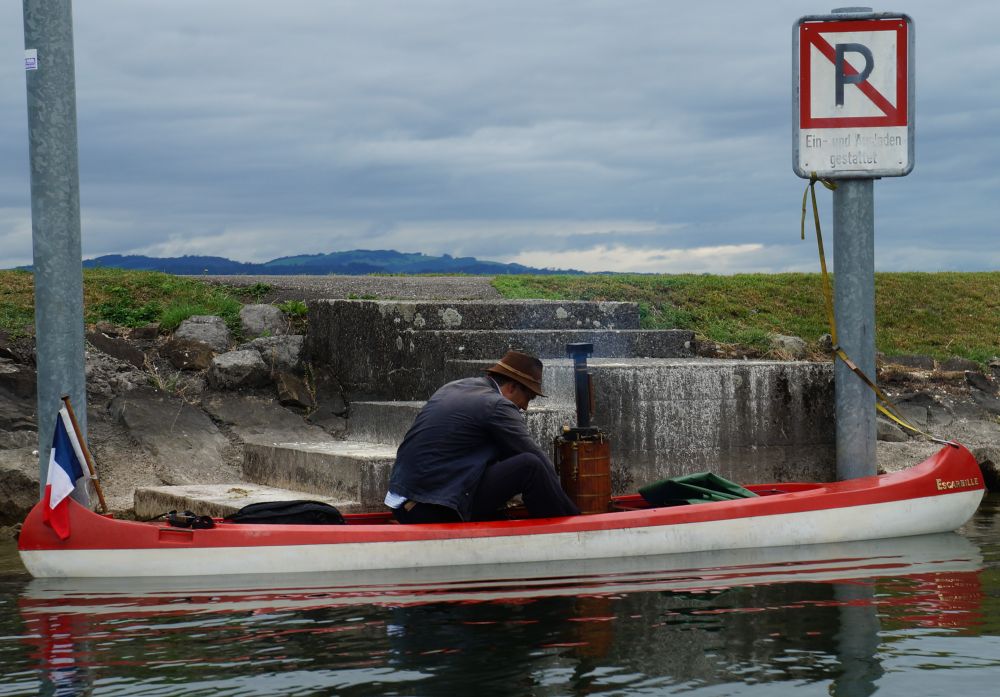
[18,443,985,579]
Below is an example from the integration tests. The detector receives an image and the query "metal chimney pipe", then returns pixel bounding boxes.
[566,342,594,429]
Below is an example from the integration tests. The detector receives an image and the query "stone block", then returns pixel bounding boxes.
[174,315,231,353]
[87,331,147,368]
[162,337,215,371]
[240,304,287,338]
[243,440,397,510]
[208,350,270,389]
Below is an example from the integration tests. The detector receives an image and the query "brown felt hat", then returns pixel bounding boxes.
[486,350,547,398]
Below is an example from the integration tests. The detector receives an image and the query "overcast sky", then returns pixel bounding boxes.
[2,1,998,273]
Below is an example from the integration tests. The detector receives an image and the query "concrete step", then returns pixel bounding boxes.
[309,299,642,333]
[307,298,651,401]
[324,327,695,400]
[229,402,579,512]
[347,401,426,444]
[133,483,364,520]
[349,400,578,447]
[243,440,398,510]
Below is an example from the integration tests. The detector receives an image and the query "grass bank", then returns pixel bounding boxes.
[493,272,1000,365]
[2,269,996,366]
[0,268,275,338]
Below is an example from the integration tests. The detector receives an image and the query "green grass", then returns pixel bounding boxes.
[493,272,1000,365]
[0,270,34,335]
[277,299,308,317]
[3,269,996,367]
[0,268,244,337]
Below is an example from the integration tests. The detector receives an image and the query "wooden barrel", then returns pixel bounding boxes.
[553,434,612,515]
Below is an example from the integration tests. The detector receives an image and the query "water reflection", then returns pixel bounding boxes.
[3,533,990,696]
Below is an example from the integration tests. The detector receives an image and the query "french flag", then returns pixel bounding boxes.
[42,408,90,540]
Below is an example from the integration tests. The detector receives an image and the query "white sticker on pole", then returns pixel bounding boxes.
[25,49,38,71]
[793,14,914,179]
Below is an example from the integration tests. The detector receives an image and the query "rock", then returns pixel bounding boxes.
[275,371,315,411]
[989,359,1000,381]
[87,330,147,368]
[971,390,1000,416]
[817,334,834,353]
[973,446,1000,491]
[0,404,35,432]
[243,335,305,373]
[885,354,935,370]
[174,315,231,353]
[966,371,998,395]
[110,387,236,485]
[129,323,161,344]
[201,392,329,444]
[208,350,269,389]
[0,329,16,361]
[93,321,122,337]
[84,349,149,400]
[240,304,287,339]
[876,416,908,442]
[770,334,807,359]
[0,359,36,399]
[0,330,33,365]
[161,337,216,371]
[939,356,980,372]
[0,446,40,526]
[891,404,929,430]
[896,392,939,407]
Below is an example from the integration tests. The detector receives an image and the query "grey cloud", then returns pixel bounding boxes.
[2,1,999,271]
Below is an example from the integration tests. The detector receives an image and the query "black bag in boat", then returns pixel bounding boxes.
[224,500,346,525]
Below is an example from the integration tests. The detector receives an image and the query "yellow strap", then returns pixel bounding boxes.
[835,347,954,444]
[801,174,952,445]
[801,174,838,344]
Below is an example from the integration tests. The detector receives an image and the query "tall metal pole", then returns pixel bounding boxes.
[833,179,877,479]
[795,8,913,479]
[23,0,88,496]
[830,6,877,480]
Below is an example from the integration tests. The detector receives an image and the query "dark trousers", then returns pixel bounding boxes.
[392,452,580,524]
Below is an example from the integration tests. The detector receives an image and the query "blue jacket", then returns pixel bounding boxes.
[388,376,555,520]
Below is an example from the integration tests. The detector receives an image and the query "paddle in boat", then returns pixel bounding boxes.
[18,441,985,579]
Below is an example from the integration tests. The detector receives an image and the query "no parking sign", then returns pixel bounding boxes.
[793,12,914,178]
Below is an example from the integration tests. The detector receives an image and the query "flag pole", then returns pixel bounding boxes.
[60,395,108,513]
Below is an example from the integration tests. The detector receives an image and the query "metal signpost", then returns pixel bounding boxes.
[793,8,914,479]
[23,0,88,494]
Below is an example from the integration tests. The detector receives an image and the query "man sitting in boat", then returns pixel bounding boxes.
[384,350,580,524]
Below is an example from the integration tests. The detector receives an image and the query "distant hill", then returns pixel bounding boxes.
[73,250,579,276]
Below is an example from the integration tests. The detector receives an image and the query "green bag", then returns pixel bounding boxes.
[638,472,758,507]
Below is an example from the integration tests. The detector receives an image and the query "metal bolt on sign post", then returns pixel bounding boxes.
[23,0,88,496]
[793,7,915,479]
